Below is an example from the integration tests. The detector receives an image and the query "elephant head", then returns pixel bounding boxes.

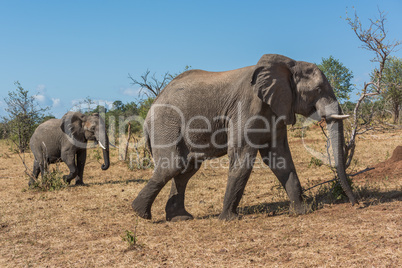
[252,54,357,205]
[60,111,110,170]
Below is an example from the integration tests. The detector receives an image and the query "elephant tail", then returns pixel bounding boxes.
[143,124,153,157]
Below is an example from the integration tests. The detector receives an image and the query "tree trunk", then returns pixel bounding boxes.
[393,102,400,124]
[120,123,131,161]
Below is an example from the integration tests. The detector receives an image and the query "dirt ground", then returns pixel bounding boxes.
[353,145,401,183]
[0,127,401,267]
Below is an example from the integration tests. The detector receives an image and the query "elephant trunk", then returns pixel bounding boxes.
[99,136,110,170]
[326,118,357,205]
[101,145,110,170]
[97,120,110,171]
[315,98,357,205]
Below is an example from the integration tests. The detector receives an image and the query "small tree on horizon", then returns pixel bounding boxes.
[377,56,402,124]
[3,82,49,152]
[317,55,354,103]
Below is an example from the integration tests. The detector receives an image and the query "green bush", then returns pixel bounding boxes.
[30,167,67,191]
[121,229,144,251]
[330,176,355,201]
[308,157,323,167]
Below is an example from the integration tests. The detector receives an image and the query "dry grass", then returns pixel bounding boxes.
[0,127,401,267]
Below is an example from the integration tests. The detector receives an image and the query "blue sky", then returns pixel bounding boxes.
[1,0,401,118]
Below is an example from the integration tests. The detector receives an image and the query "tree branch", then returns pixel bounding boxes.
[344,8,400,169]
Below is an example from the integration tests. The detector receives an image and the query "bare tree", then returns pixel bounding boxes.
[344,8,401,167]
[128,70,173,98]
[128,66,191,98]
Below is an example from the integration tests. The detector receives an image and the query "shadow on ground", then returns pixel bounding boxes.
[151,187,402,224]
[77,177,149,187]
[223,188,401,219]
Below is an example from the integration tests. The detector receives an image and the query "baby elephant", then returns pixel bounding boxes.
[29,111,110,186]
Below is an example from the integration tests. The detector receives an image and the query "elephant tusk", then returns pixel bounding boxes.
[99,141,106,150]
[330,114,350,120]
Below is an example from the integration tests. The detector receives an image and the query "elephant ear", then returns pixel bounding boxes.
[60,112,87,140]
[251,54,296,125]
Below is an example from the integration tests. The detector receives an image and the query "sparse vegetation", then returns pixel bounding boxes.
[121,230,137,249]
[309,156,323,167]
[2,82,50,153]
[127,147,154,171]
[29,165,67,192]
[330,176,355,200]
[92,148,102,162]
[121,225,144,251]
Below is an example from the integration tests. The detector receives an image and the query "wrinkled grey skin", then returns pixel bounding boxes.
[29,111,110,186]
[132,54,357,221]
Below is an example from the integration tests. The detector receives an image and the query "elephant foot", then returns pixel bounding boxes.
[131,199,152,220]
[75,180,85,186]
[63,175,73,185]
[218,211,239,221]
[169,214,194,222]
[289,201,311,215]
[28,178,36,187]
[165,195,193,222]
[166,209,194,222]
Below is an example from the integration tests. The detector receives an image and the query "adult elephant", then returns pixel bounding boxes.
[29,111,110,186]
[132,54,357,221]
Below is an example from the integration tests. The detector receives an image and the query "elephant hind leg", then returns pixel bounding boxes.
[29,160,41,186]
[132,166,181,220]
[165,168,199,222]
[165,151,205,221]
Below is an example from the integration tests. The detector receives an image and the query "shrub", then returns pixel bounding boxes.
[308,157,323,167]
[121,229,144,251]
[330,176,355,201]
[30,167,67,191]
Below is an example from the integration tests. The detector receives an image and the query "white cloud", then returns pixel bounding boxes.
[0,101,6,117]
[122,87,139,97]
[71,99,83,106]
[34,94,46,103]
[34,84,47,104]
[52,98,61,108]
[36,84,46,93]
[70,99,114,112]
[101,100,114,110]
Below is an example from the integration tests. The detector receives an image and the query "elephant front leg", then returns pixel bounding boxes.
[274,169,307,215]
[219,148,257,221]
[63,168,78,184]
[260,146,308,215]
[61,153,78,184]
